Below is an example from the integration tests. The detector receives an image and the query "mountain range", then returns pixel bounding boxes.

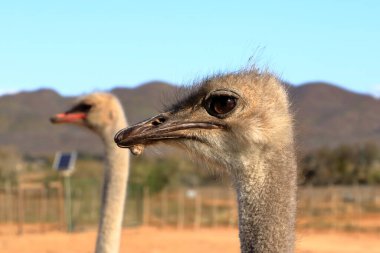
[0,81,379,156]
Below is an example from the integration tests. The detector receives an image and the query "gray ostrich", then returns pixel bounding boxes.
[114,70,297,253]
[51,93,130,253]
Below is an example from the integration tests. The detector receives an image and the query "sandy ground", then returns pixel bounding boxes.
[0,226,379,253]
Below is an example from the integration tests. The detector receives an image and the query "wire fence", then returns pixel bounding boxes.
[1,182,380,234]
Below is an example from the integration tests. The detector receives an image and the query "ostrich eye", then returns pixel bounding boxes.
[206,95,237,118]
[66,103,92,114]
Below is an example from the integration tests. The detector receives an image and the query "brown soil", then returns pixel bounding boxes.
[0,226,379,253]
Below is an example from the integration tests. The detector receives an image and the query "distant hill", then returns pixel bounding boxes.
[0,80,379,156]
[111,81,177,124]
[288,82,380,151]
[0,81,177,155]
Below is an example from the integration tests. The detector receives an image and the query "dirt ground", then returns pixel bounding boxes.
[0,226,379,253]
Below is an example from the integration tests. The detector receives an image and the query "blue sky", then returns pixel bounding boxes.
[0,0,379,96]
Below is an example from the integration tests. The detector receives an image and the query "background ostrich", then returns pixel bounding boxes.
[51,93,130,253]
[114,70,297,253]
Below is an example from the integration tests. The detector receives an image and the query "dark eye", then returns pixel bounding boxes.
[66,103,92,114]
[206,95,237,117]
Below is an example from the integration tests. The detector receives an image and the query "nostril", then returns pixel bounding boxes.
[159,117,166,123]
[151,116,166,126]
[115,132,123,143]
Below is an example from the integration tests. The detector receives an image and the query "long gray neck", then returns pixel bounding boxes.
[95,119,130,253]
[232,145,297,253]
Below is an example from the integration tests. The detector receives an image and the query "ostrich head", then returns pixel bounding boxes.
[114,70,297,252]
[50,92,125,137]
[114,70,293,170]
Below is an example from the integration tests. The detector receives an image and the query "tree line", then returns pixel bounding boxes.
[300,142,380,185]
[2,142,380,189]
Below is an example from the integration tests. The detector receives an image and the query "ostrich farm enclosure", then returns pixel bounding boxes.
[0,225,379,253]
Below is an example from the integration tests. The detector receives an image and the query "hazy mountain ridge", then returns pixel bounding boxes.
[1,81,379,155]
[288,82,380,150]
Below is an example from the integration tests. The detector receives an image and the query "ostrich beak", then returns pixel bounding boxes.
[50,112,87,124]
[114,113,224,150]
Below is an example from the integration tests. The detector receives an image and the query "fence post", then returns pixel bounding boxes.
[0,190,3,223]
[17,188,24,235]
[177,189,185,229]
[63,176,73,232]
[40,188,48,232]
[228,189,236,228]
[161,188,168,227]
[329,185,338,230]
[355,184,362,228]
[212,189,218,227]
[5,183,13,224]
[194,189,202,229]
[143,187,150,226]
[57,184,65,230]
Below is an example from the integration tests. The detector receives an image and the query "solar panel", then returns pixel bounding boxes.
[53,151,77,175]
[57,153,72,170]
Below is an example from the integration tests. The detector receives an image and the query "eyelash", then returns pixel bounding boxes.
[66,103,92,114]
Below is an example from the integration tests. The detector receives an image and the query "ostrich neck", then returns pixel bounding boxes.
[95,118,130,253]
[232,145,297,253]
